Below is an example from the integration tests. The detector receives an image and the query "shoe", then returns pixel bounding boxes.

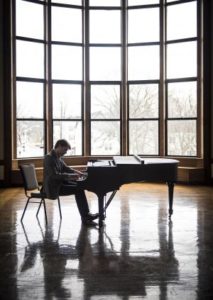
[87,213,99,221]
[82,219,98,227]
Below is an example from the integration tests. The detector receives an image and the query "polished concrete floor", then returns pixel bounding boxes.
[0,183,213,300]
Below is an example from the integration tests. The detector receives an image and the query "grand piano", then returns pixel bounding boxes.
[81,155,179,227]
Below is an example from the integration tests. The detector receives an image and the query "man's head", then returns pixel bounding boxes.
[54,139,71,157]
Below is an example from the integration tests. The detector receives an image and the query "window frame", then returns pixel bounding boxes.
[11,0,203,169]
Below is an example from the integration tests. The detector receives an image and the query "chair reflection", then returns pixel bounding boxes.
[21,220,73,299]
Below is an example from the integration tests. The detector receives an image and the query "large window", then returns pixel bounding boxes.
[13,0,201,159]
[15,0,45,158]
[51,2,83,155]
[166,1,198,156]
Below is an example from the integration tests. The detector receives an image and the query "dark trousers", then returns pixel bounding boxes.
[59,184,89,219]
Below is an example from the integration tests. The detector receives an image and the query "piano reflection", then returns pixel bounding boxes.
[77,224,179,299]
[80,155,179,227]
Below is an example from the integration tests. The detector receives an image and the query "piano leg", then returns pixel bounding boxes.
[97,191,118,227]
[104,190,117,212]
[98,194,105,228]
[167,182,174,219]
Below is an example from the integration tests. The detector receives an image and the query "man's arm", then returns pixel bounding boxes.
[61,159,86,178]
[44,155,68,182]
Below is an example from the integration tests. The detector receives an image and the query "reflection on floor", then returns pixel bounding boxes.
[0,183,213,299]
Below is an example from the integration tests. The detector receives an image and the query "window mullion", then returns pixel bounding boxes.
[84,0,90,156]
[121,0,128,155]
[46,0,53,153]
[159,0,166,156]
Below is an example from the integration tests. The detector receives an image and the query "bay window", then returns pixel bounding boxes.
[13,0,201,162]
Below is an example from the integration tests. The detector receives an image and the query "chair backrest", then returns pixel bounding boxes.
[19,164,39,191]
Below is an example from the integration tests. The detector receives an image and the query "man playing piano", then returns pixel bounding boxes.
[43,139,99,226]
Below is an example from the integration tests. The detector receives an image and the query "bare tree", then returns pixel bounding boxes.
[168,89,196,155]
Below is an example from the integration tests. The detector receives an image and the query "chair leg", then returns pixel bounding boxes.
[57,197,62,219]
[21,197,31,222]
[21,196,48,224]
[36,200,43,217]
[36,199,47,224]
[42,198,48,224]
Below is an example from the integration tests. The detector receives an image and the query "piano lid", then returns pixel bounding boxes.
[87,160,113,167]
[113,155,179,165]
[142,158,179,165]
[113,156,141,165]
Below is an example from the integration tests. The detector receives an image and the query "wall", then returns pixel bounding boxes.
[211,1,213,181]
[0,0,4,183]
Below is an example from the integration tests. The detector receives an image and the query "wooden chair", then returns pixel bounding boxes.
[19,164,62,224]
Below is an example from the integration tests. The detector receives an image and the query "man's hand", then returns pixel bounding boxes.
[77,172,88,181]
[65,173,80,181]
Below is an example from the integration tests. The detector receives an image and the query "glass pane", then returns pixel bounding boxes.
[128,8,159,43]
[52,45,82,80]
[91,121,120,155]
[90,47,121,80]
[129,121,158,155]
[167,2,197,40]
[16,0,44,39]
[53,84,81,119]
[128,45,159,80]
[168,82,197,118]
[90,0,120,6]
[52,7,82,43]
[128,0,159,5]
[167,120,196,156]
[91,85,120,119]
[129,84,158,118]
[17,121,44,158]
[167,42,197,79]
[53,121,82,155]
[16,82,43,118]
[16,40,44,78]
[51,0,82,4]
[90,10,121,43]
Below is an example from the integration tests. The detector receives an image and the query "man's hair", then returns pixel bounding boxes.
[54,139,71,149]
